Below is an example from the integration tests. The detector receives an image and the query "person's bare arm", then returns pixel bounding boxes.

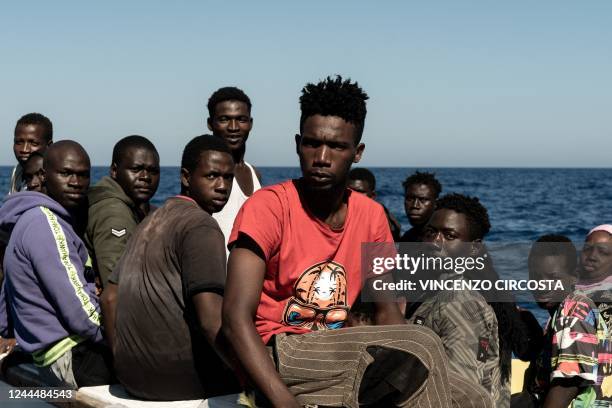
[222,235,299,408]
[543,380,579,408]
[100,282,118,353]
[365,274,405,325]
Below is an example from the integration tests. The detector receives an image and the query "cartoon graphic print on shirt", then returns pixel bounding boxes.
[282,260,349,330]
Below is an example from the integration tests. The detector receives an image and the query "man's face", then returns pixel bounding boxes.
[297,115,365,192]
[23,156,45,192]
[580,231,612,283]
[111,147,160,205]
[348,179,374,198]
[44,148,90,211]
[13,124,50,165]
[529,255,575,310]
[404,183,436,227]
[208,100,252,152]
[423,209,474,258]
[181,150,234,214]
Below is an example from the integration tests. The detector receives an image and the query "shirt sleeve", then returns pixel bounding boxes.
[87,200,138,286]
[180,220,227,297]
[24,209,103,344]
[227,189,283,260]
[550,295,599,384]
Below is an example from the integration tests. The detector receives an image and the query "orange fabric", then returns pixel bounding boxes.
[229,180,394,344]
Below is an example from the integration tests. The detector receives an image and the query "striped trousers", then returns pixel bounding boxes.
[271,324,494,408]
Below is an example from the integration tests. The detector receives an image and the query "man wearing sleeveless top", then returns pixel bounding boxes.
[207,86,262,254]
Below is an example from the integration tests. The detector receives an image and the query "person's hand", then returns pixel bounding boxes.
[0,337,16,357]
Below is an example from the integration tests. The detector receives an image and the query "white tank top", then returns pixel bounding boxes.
[213,162,261,257]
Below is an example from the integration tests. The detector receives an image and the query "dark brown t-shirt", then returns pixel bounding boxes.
[112,197,239,400]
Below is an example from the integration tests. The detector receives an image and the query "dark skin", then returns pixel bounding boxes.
[423,208,480,259]
[110,146,160,217]
[222,115,404,408]
[102,150,235,359]
[544,231,612,407]
[529,255,575,313]
[405,183,436,228]
[42,141,91,232]
[208,100,261,196]
[23,155,45,193]
[13,124,51,165]
[349,178,401,238]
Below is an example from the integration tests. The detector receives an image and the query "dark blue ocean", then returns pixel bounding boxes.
[2,166,611,322]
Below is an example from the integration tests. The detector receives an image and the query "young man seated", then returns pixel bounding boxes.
[0,141,113,388]
[222,76,453,408]
[85,135,160,288]
[104,135,241,401]
[406,193,499,407]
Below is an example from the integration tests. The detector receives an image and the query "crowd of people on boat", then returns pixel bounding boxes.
[0,76,610,408]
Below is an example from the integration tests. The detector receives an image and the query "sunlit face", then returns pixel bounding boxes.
[580,231,612,283]
[111,147,160,205]
[181,150,234,214]
[44,147,91,210]
[208,100,252,152]
[13,124,50,165]
[296,115,364,192]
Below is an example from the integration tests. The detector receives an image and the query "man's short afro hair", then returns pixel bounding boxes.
[207,86,252,118]
[528,234,578,277]
[300,75,369,144]
[112,135,159,166]
[436,193,491,240]
[349,168,376,190]
[15,113,53,142]
[402,171,442,197]
[181,134,232,173]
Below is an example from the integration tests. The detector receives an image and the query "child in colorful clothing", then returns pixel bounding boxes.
[544,225,612,408]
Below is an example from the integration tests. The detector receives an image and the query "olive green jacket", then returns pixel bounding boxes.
[85,176,143,287]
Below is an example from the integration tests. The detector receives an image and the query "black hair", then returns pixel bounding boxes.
[348,168,376,190]
[402,171,442,197]
[181,134,232,173]
[528,234,578,276]
[14,113,53,142]
[112,135,159,166]
[207,86,252,118]
[436,193,491,240]
[299,75,369,144]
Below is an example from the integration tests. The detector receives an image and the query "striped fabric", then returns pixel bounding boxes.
[407,290,505,406]
[273,324,458,408]
[551,291,612,407]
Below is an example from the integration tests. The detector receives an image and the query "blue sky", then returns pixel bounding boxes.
[1,1,610,166]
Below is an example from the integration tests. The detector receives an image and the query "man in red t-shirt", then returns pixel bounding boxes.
[222,76,453,408]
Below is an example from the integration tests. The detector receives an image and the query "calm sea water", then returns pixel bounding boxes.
[2,166,611,322]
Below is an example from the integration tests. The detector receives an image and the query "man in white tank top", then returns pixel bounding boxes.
[208,87,262,256]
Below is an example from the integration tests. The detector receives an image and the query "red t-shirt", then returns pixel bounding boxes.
[228,180,394,344]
